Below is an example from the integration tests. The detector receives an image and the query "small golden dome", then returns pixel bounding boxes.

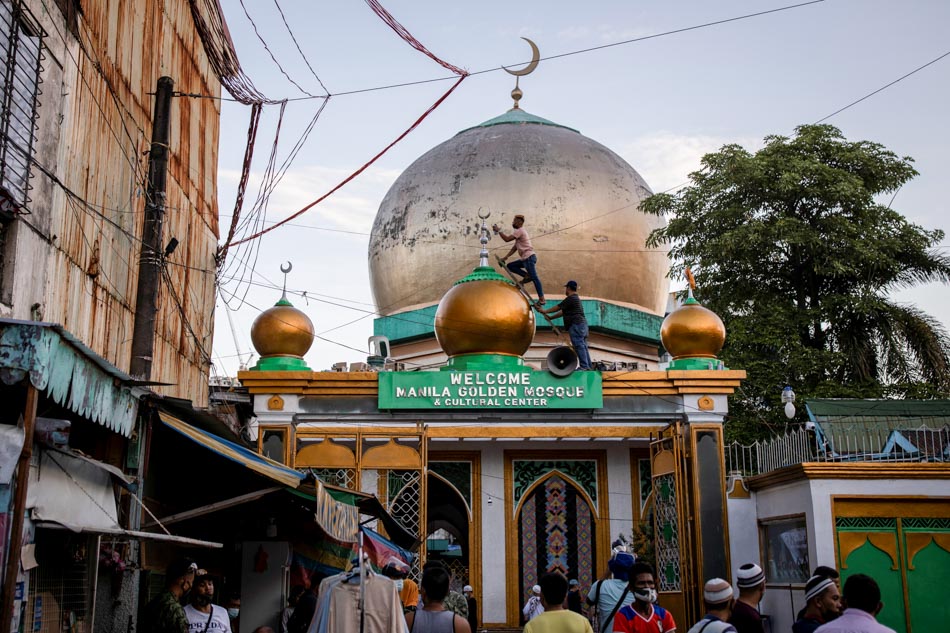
[660,296,726,360]
[435,268,535,358]
[250,298,315,359]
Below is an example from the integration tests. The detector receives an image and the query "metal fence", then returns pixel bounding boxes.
[726,425,950,477]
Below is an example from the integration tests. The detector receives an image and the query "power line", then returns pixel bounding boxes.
[815,49,950,124]
[180,0,827,103]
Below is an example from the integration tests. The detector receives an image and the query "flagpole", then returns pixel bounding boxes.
[359,527,366,633]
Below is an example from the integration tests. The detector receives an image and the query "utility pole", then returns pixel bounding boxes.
[130,76,173,380]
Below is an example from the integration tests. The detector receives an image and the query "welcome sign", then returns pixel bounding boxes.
[378,369,603,409]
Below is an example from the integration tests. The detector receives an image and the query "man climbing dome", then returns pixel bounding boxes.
[494,214,545,305]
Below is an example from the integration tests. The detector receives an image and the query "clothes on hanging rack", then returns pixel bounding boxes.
[308,569,408,633]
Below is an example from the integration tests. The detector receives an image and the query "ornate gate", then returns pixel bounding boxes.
[650,422,696,628]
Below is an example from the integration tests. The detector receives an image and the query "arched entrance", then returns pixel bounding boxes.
[426,473,472,592]
[516,473,598,603]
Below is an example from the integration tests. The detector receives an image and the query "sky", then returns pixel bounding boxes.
[209,0,950,377]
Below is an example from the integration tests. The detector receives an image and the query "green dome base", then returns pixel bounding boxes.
[667,357,726,371]
[251,355,311,371]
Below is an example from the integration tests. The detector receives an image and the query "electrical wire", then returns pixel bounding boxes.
[272,0,330,96]
[237,0,324,98]
[814,49,950,123]
[178,0,827,103]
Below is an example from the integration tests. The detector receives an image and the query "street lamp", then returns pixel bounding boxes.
[781,385,796,419]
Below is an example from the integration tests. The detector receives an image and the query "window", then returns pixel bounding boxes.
[260,427,289,464]
[0,0,43,212]
[760,516,810,584]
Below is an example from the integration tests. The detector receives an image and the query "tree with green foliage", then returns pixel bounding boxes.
[642,124,950,442]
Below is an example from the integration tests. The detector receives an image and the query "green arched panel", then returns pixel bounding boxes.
[907,541,950,632]
[841,540,905,632]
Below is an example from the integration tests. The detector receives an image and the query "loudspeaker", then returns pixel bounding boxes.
[547,346,578,377]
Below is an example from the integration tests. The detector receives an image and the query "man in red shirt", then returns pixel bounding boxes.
[612,563,676,633]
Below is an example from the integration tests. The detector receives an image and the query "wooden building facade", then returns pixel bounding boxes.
[0,0,223,406]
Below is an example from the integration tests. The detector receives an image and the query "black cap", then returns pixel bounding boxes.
[565,280,578,290]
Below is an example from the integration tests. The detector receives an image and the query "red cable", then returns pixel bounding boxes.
[363,0,468,77]
[228,75,467,247]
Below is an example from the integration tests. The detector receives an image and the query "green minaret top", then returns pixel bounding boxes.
[458,108,579,135]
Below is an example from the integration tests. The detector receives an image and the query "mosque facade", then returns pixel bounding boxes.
[238,99,744,628]
[238,92,950,633]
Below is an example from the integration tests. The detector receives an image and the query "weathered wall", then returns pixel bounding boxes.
[7,0,220,406]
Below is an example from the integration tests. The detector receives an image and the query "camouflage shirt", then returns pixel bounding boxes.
[444,591,469,619]
[142,590,189,633]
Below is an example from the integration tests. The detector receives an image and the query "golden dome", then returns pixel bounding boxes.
[369,108,669,317]
[435,268,535,358]
[660,296,726,360]
[250,299,315,359]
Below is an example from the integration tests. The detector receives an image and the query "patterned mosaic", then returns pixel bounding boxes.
[654,473,681,591]
[513,460,598,508]
[430,461,472,509]
[835,517,898,530]
[902,517,950,530]
[310,468,357,490]
[386,469,423,582]
[518,475,596,602]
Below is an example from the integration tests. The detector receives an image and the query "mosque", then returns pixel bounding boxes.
[238,70,744,629]
[236,60,950,633]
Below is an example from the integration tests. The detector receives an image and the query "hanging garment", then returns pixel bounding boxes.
[311,571,407,633]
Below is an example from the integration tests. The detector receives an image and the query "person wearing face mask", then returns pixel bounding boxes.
[184,570,232,632]
[224,593,241,630]
[382,558,419,614]
[142,558,197,633]
[611,563,676,633]
[686,579,738,633]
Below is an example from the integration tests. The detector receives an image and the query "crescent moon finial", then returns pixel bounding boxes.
[477,207,491,219]
[279,262,292,302]
[502,37,540,109]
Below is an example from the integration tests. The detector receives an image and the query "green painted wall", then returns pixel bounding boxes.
[836,517,950,633]
[373,300,662,345]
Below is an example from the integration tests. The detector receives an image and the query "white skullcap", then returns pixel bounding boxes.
[532,585,541,594]
[704,578,734,604]
[463,585,473,593]
[736,563,765,589]
[804,575,836,603]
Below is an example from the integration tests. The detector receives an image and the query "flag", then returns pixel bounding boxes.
[359,525,414,571]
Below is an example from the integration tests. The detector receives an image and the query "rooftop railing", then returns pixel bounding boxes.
[725,425,950,477]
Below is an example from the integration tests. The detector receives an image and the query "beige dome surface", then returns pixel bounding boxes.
[369,109,669,316]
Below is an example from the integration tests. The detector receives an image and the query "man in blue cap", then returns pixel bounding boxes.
[586,551,636,633]
[538,281,592,370]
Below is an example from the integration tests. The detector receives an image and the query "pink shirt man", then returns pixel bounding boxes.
[512,226,535,260]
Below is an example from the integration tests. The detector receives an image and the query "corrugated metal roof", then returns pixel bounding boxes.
[805,398,950,458]
[0,319,142,436]
[807,399,950,419]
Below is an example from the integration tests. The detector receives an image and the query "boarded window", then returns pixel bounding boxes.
[0,0,43,211]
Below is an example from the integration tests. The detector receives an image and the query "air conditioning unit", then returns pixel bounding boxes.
[349,362,370,372]
[331,362,347,372]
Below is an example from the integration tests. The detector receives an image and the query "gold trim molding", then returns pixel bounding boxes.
[238,369,748,397]
[838,532,899,570]
[906,533,950,569]
[747,463,950,490]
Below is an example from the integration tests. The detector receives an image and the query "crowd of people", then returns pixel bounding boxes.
[520,552,896,633]
[142,551,896,633]
[140,558,256,633]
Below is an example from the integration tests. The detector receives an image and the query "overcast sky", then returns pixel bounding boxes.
[210,0,949,376]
